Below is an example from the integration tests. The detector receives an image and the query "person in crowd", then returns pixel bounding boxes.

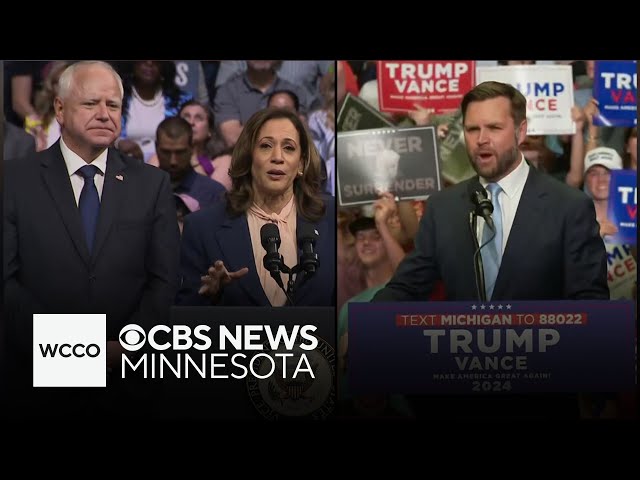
[214,61,307,148]
[337,215,410,417]
[154,116,225,214]
[307,72,335,196]
[114,60,192,162]
[622,126,637,170]
[215,60,329,111]
[33,61,71,150]
[267,89,300,113]
[4,61,51,130]
[149,99,231,190]
[582,146,636,300]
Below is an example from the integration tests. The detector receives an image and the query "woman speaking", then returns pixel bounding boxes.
[176,108,335,306]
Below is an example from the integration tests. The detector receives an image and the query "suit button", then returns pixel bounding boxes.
[89,274,96,281]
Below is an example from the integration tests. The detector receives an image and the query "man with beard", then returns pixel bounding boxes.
[371,81,609,419]
[373,81,607,302]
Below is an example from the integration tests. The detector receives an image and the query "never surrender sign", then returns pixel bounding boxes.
[337,127,441,206]
[348,301,635,394]
[378,61,475,114]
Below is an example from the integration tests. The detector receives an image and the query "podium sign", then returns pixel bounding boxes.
[349,301,635,394]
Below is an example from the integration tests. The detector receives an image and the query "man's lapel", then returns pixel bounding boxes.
[91,149,127,263]
[41,144,91,266]
[494,168,547,297]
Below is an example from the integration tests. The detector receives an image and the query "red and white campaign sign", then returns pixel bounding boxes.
[378,61,475,114]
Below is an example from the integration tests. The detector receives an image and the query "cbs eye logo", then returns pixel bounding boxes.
[119,324,146,352]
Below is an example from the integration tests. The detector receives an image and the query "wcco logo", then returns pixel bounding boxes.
[39,343,101,358]
[33,314,106,387]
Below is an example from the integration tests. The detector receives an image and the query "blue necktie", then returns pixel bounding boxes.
[77,165,101,254]
[481,183,503,300]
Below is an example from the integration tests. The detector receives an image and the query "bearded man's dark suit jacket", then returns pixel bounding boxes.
[374,166,608,302]
[4,141,180,357]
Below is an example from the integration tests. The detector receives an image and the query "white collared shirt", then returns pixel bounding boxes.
[60,138,108,206]
[477,155,530,254]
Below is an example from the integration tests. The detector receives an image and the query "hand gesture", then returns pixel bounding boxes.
[198,260,249,301]
[599,218,618,238]
[373,191,398,226]
[583,98,600,126]
[407,103,434,126]
[437,123,449,140]
[571,105,586,130]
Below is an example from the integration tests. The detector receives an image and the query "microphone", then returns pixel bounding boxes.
[297,223,320,275]
[260,223,293,305]
[261,223,283,274]
[469,181,495,231]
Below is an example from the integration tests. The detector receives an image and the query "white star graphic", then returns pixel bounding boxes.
[489,305,495,310]
[506,304,512,310]
[498,304,503,310]
[480,305,486,310]
[471,305,477,310]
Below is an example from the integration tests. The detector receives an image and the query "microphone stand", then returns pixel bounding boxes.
[470,212,498,302]
[267,255,295,306]
[269,254,319,307]
[283,263,315,306]
[469,212,486,302]
[263,252,293,305]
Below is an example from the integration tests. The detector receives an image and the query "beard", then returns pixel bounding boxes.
[468,143,520,182]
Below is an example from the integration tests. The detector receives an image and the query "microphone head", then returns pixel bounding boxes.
[297,223,319,247]
[468,180,486,202]
[468,182,492,212]
[260,223,281,249]
[297,223,320,274]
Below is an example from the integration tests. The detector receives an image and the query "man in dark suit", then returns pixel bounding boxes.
[374,81,608,302]
[370,81,608,420]
[3,119,36,161]
[3,61,180,408]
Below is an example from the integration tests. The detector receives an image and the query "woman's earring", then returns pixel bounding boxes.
[297,170,303,177]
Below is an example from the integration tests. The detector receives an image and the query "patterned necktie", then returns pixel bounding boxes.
[481,183,503,300]
[77,165,101,253]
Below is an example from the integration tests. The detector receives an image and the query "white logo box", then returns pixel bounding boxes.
[33,314,106,387]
